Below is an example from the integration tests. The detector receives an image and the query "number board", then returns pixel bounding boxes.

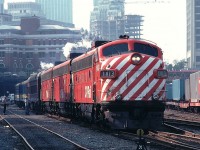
[100,70,117,79]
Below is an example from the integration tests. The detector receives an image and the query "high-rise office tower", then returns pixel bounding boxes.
[35,0,72,24]
[7,2,45,21]
[0,0,4,13]
[90,0,143,40]
[186,0,200,69]
[93,0,99,6]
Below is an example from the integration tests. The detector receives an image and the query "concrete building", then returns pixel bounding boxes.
[0,16,81,77]
[186,0,200,69]
[0,13,12,25]
[35,0,72,24]
[125,15,143,39]
[93,0,99,6]
[6,2,45,21]
[90,0,143,40]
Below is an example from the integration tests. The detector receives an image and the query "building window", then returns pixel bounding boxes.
[26,52,33,58]
[26,39,33,45]
[49,52,55,57]
[0,40,4,45]
[0,51,5,57]
[13,62,18,68]
[196,56,200,62]
[13,52,18,57]
[196,43,200,49]
[38,52,45,58]
[0,63,5,68]
[26,63,34,70]
[59,39,63,44]
[19,63,23,68]
[19,52,23,58]
[13,39,17,45]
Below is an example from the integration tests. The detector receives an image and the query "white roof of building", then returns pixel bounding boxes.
[0,25,21,30]
[38,25,80,31]
[0,24,80,31]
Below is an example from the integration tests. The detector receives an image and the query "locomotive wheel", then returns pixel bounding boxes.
[75,104,82,118]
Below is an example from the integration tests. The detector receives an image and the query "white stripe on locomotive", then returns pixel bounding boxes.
[102,57,161,101]
[134,64,164,100]
[123,58,161,100]
[101,56,130,99]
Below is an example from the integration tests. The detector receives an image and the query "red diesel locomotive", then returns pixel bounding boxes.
[16,35,168,130]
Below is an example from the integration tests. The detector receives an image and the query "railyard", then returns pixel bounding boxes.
[0,104,199,150]
[0,104,139,150]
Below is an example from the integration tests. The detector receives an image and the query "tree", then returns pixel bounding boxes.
[165,59,187,71]
[165,63,173,71]
[173,59,187,71]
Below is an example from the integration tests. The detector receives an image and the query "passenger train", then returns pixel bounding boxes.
[15,35,168,130]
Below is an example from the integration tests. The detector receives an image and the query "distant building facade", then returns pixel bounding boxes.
[6,2,45,21]
[35,0,73,24]
[0,0,4,13]
[93,0,99,6]
[186,0,200,69]
[0,16,81,77]
[90,0,143,40]
[124,15,143,39]
[0,14,12,25]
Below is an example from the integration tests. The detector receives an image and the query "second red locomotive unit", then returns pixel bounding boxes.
[15,35,168,130]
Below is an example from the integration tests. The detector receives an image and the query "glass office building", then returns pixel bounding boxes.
[35,0,72,24]
[186,0,200,69]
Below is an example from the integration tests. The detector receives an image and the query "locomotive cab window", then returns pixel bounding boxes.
[102,43,128,57]
[133,43,158,57]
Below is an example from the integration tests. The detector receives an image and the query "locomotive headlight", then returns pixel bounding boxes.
[131,53,142,65]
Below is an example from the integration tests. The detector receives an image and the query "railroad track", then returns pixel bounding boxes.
[2,110,89,150]
[147,123,200,150]
[113,123,200,150]
[46,113,200,150]
[0,105,137,150]
[164,118,200,128]
[148,131,200,150]
[165,109,200,122]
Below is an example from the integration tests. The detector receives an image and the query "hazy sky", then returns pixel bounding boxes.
[5,0,186,64]
[75,0,187,64]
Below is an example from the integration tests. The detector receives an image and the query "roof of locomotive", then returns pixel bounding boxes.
[72,36,162,62]
[27,73,39,82]
[71,48,96,63]
[52,60,71,70]
[21,79,28,85]
[107,38,161,50]
[40,67,53,76]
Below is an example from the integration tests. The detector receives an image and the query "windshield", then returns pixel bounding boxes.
[102,43,128,57]
[133,43,158,57]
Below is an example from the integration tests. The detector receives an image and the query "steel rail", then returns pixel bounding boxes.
[164,118,200,127]
[148,131,200,150]
[1,115,34,150]
[6,110,89,150]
